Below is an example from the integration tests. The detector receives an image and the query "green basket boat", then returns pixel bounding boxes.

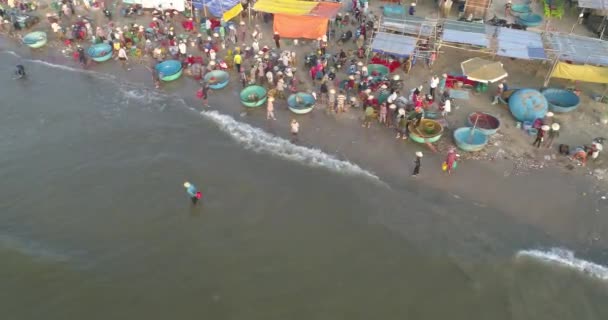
[240,85,268,108]
[408,119,444,144]
[287,92,316,114]
[367,64,389,77]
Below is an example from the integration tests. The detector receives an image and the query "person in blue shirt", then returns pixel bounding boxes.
[183,182,202,204]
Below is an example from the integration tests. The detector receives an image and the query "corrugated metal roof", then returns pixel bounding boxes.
[496,28,547,60]
[441,20,489,47]
[381,16,436,37]
[371,32,417,57]
[548,33,608,66]
[577,0,608,9]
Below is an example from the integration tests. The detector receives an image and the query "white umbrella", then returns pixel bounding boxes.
[461,57,508,84]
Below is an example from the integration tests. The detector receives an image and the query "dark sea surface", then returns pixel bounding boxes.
[1,51,607,319]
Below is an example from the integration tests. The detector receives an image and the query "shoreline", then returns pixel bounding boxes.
[3,29,608,260]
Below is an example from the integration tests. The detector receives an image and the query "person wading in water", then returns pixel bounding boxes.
[183,182,202,204]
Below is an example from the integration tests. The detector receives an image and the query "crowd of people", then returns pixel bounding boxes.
[5,0,603,181]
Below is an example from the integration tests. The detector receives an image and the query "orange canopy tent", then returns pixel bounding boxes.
[254,0,341,40]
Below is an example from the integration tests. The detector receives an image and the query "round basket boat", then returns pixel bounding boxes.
[288,92,316,114]
[240,85,267,108]
[541,88,580,113]
[454,127,488,152]
[155,60,183,82]
[466,112,501,135]
[203,70,229,89]
[508,88,548,122]
[517,13,543,27]
[87,43,113,62]
[23,31,47,48]
[511,3,531,14]
[367,64,389,77]
[407,119,444,144]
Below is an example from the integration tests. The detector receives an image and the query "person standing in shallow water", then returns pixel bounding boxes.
[116,46,130,71]
[183,182,202,204]
[200,82,210,107]
[290,119,299,142]
[266,96,276,120]
[412,151,423,176]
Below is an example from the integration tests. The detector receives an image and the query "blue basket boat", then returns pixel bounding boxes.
[517,13,543,27]
[23,31,47,48]
[203,70,229,89]
[87,43,113,62]
[382,4,405,17]
[466,112,501,135]
[508,89,548,122]
[408,119,444,144]
[541,88,580,113]
[155,60,183,82]
[511,4,532,14]
[288,93,316,114]
[240,85,267,108]
[454,127,488,152]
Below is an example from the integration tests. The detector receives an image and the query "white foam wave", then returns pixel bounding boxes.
[201,110,381,181]
[119,87,164,103]
[517,248,608,281]
[0,234,69,262]
[1,50,20,58]
[1,50,115,80]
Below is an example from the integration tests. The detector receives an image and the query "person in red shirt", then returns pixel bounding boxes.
[533,125,549,148]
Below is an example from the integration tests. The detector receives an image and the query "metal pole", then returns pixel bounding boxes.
[544,54,559,87]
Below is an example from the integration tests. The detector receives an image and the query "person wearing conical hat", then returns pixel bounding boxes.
[273,31,281,49]
[328,88,336,113]
[183,182,202,204]
[545,122,560,148]
[533,125,550,148]
[409,2,416,15]
[396,108,408,140]
[412,151,423,177]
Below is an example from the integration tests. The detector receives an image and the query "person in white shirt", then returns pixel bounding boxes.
[117,47,130,70]
[442,98,451,117]
[429,75,439,98]
[290,119,300,142]
[178,41,187,58]
[387,90,398,105]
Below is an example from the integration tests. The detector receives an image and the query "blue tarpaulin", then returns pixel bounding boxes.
[371,32,417,58]
[192,0,240,17]
[496,28,546,60]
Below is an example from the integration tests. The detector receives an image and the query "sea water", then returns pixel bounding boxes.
[1,51,607,319]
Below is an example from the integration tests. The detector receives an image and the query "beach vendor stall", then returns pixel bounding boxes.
[370,32,416,72]
[460,57,508,93]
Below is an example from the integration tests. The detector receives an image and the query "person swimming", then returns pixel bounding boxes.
[15,65,25,78]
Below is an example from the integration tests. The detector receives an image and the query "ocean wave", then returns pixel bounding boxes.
[1,50,115,80]
[1,50,20,58]
[119,87,164,103]
[517,248,608,281]
[2,50,381,182]
[0,234,70,262]
[201,110,382,182]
